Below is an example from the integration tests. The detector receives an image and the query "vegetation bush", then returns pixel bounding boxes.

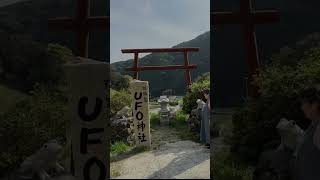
[170,110,188,128]
[182,72,210,114]
[150,112,160,127]
[0,32,73,91]
[0,83,68,174]
[169,101,179,106]
[110,88,131,117]
[231,35,320,163]
[212,148,254,180]
[110,68,132,91]
[111,141,130,154]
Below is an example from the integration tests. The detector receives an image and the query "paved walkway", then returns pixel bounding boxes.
[111,140,210,179]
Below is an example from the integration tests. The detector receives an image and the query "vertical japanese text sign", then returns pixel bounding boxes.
[130,80,151,148]
[65,57,109,180]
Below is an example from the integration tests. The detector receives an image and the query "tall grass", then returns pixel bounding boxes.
[212,147,254,180]
[169,110,198,141]
[170,110,188,129]
[150,112,160,127]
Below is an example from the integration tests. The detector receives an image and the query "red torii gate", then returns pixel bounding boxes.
[48,0,109,57]
[211,0,280,97]
[122,48,199,90]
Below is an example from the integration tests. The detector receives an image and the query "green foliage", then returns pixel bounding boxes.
[169,110,197,141]
[111,141,130,154]
[111,68,132,91]
[0,31,73,91]
[270,32,320,67]
[169,101,179,106]
[170,110,188,128]
[231,39,320,163]
[212,148,254,180]
[0,83,68,173]
[182,73,210,114]
[150,112,160,127]
[110,88,131,117]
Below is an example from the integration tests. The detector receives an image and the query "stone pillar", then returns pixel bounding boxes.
[158,96,170,126]
[130,80,151,148]
[64,57,109,180]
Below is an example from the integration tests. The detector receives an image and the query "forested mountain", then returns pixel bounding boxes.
[111,31,210,96]
[0,0,109,61]
[1,0,320,105]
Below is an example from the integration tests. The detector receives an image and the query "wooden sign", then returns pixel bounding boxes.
[65,57,109,180]
[130,80,151,148]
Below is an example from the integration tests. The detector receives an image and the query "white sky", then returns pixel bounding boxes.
[110,0,210,63]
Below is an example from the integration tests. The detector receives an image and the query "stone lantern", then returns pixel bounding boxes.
[158,95,170,125]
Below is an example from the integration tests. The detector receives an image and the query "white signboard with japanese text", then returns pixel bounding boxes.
[65,57,109,180]
[130,80,151,148]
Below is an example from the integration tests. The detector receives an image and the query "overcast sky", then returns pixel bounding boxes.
[110,0,210,63]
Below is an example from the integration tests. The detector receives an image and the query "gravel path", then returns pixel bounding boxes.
[111,140,210,179]
[111,123,210,179]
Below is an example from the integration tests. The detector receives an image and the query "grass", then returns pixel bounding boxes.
[150,112,160,127]
[169,110,199,142]
[211,108,255,180]
[0,84,27,114]
[212,147,254,180]
[111,169,121,177]
[110,144,150,162]
[169,110,188,128]
[111,141,130,154]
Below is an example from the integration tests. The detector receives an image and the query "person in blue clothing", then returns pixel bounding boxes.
[200,89,210,149]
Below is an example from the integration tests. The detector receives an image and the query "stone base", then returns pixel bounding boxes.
[160,112,170,126]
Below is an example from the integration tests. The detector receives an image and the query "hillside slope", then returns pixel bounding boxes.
[112,31,210,96]
[212,0,320,106]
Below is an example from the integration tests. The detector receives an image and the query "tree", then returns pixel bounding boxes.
[231,33,320,163]
[182,73,210,114]
[0,31,73,91]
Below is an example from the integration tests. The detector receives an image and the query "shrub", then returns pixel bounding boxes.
[0,84,68,174]
[150,112,160,127]
[212,148,254,180]
[110,88,131,117]
[0,32,73,91]
[111,141,130,154]
[110,68,132,91]
[169,101,179,106]
[231,42,320,163]
[170,110,188,128]
[182,73,210,114]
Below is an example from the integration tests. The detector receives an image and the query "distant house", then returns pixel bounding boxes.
[162,89,175,96]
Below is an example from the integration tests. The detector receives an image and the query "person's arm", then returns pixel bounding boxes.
[313,122,320,150]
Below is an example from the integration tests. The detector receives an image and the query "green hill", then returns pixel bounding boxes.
[0,0,109,61]
[111,31,210,97]
[2,0,320,106]
[212,0,320,107]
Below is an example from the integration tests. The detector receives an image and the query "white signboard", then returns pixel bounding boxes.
[65,57,109,180]
[130,80,151,148]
